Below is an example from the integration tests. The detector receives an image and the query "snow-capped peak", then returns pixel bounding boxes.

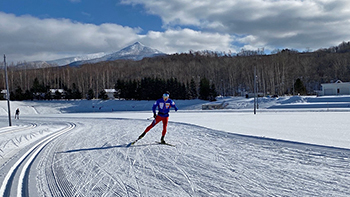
[16,42,166,68]
[69,42,165,66]
[117,42,161,56]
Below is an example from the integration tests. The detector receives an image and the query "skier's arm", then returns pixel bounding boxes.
[171,100,178,111]
[152,101,158,117]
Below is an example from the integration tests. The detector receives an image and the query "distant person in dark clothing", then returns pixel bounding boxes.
[15,108,20,119]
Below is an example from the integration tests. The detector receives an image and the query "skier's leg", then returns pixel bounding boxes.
[161,117,168,136]
[160,117,169,143]
[139,116,161,140]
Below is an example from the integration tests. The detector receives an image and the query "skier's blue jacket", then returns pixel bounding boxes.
[153,98,178,117]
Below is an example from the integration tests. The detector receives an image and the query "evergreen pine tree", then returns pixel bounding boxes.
[190,78,198,99]
[199,77,211,100]
[71,83,82,99]
[54,90,62,99]
[13,86,24,101]
[87,89,94,100]
[209,83,218,101]
[294,78,307,95]
[98,90,109,100]
[115,79,125,99]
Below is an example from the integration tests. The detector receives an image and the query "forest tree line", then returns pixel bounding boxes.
[1,41,350,100]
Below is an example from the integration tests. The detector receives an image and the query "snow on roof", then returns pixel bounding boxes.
[104,89,117,93]
[321,80,350,85]
[50,89,64,93]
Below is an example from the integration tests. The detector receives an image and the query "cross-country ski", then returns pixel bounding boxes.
[155,141,175,147]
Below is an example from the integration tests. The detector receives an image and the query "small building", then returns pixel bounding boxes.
[50,89,65,94]
[317,80,350,96]
[105,89,117,99]
[50,89,65,98]
[1,89,8,99]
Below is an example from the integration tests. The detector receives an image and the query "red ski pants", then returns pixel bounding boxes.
[144,116,169,136]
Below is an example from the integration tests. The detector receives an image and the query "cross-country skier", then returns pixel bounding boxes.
[134,91,178,144]
[15,108,20,119]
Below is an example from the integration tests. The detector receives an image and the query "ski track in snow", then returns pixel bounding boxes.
[30,118,350,197]
[0,119,76,196]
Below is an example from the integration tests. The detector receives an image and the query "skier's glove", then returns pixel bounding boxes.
[175,107,178,112]
[153,113,157,118]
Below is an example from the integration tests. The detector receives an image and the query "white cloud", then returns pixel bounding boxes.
[139,28,236,54]
[122,0,350,51]
[0,12,139,62]
[0,12,236,63]
[4,0,350,63]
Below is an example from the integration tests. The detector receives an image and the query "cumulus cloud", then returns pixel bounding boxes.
[3,0,350,63]
[0,12,139,62]
[139,28,236,54]
[0,12,236,63]
[122,0,350,51]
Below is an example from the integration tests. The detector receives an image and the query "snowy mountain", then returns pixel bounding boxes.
[14,61,54,69]
[69,42,166,66]
[47,52,107,66]
[15,42,165,68]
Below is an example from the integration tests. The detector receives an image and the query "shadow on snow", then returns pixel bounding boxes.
[57,142,160,154]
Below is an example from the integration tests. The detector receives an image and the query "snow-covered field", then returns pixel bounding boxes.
[0,96,349,196]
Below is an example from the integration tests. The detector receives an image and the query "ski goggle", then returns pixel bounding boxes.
[163,93,169,98]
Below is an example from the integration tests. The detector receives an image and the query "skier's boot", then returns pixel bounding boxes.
[160,136,166,144]
[139,131,146,140]
[132,132,146,145]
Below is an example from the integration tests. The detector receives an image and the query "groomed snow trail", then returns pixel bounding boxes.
[0,119,76,197]
[36,118,350,197]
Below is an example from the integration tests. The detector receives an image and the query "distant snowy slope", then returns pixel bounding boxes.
[47,52,107,66]
[15,52,108,68]
[15,42,165,67]
[15,61,53,69]
[69,42,166,66]
[109,41,165,60]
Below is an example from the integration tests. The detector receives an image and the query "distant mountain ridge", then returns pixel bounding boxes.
[48,52,107,66]
[69,42,165,66]
[17,42,166,68]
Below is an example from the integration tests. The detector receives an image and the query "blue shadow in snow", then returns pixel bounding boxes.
[58,142,158,153]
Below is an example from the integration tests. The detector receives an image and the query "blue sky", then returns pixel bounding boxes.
[1,0,350,63]
[1,0,163,33]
